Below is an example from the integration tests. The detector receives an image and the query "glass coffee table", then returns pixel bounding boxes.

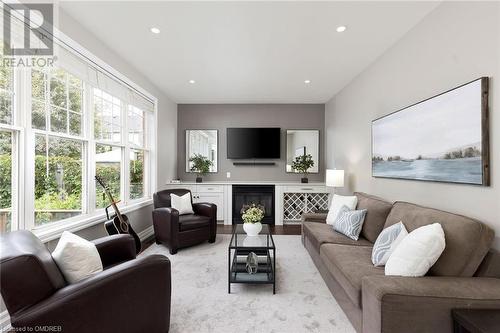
[228,224,276,294]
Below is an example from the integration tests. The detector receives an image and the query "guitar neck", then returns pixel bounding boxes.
[108,195,123,220]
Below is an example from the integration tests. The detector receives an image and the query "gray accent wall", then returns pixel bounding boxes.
[325,2,500,249]
[177,104,325,182]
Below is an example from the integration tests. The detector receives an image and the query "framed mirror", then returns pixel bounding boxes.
[286,129,319,173]
[185,130,218,173]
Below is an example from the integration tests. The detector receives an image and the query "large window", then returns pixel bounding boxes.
[0,21,156,237]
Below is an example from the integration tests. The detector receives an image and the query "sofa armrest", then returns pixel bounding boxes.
[12,255,171,333]
[152,207,179,246]
[301,212,328,223]
[193,203,217,242]
[92,234,136,268]
[362,275,500,333]
[193,202,216,218]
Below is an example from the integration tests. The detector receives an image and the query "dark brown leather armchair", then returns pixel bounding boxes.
[0,230,171,333]
[153,189,217,254]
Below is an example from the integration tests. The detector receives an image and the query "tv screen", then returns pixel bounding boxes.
[227,128,281,159]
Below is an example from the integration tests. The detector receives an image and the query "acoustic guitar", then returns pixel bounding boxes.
[95,175,142,254]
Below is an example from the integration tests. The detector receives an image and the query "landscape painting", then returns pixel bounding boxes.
[372,78,489,185]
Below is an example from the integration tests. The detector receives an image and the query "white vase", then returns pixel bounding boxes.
[243,222,262,236]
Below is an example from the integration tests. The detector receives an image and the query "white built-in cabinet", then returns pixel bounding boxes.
[166,184,225,221]
[165,182,328,225]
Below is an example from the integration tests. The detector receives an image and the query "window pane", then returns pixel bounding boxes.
[31,70,45,100]
[94,88,121,143]
[128,105,144,147]
[69,84,82,113]
[0,91,13,124]
[0,62,13,92]
[34,135,83,226]
[130,149,144,199]
[50,76,67,109]
[0,131,12,233]
[32,100,46,130]
[50,106,67,133]
[33,68,84,136]
[0,56,14,125]
[95,144,121,208]
[69,111,82,136]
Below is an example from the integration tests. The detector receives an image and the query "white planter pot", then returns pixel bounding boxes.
[243,222,262,236]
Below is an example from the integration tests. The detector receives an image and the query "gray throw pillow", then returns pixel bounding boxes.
[371,221,408,267]
[333,205,367,241]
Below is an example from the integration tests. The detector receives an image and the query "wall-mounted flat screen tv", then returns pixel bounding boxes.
[227,128,281,159]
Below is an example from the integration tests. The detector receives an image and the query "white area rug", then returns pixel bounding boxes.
[141,234,355,333]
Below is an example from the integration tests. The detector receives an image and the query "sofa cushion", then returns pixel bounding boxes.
[355,192,393,243]
[384,202,494,277]
[303,222,372,252]
[320,244,384,308]
[301,213,328,223]
[178,214,210,231]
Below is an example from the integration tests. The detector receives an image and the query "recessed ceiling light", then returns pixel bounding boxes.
[150,27,160,34]
[336,26,347,33]
[304,80,311,84]
[189,80,196,84]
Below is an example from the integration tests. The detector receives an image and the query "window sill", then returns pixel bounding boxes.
[32,199,153,243]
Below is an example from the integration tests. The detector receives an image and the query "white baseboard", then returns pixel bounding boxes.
[138,225,154,242]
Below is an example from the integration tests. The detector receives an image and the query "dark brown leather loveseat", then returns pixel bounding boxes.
[0,231,171,333]
[153,189,217,254]
[302,192,500,333]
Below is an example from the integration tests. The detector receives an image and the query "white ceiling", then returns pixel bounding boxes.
[60,1,440,104]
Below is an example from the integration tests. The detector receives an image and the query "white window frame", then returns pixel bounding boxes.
[2,29,158,243]
[0,58,22,233]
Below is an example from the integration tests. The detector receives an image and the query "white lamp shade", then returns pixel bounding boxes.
[326,169,344,187]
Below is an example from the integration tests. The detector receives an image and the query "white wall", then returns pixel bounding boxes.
[57,10,178,236]
[325,2,500,249]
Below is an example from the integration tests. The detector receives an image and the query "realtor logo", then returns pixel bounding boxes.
[3,3,54,56]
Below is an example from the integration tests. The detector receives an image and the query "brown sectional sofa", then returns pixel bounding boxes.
[301,192,500,333]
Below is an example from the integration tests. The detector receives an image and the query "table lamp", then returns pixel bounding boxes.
[326,169,344,187]
[326,169,344,195]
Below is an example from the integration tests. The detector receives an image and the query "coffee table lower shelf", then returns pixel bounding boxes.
[228,249,276,294]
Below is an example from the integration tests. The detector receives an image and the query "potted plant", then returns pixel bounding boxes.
[189,153,213,183]
[291,154,315,183]
[241,204,265,236]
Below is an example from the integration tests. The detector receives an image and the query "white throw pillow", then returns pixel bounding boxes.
[52,231,103,284]
[326,194,358,225]
[371,221,408,267]
[385,223,446,277]
[170,192,194,215]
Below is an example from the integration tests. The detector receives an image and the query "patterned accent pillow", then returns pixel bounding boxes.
[371,221,408,267]
[333,205,367,241]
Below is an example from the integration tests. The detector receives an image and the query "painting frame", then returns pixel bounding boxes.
[371,77,490,186]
